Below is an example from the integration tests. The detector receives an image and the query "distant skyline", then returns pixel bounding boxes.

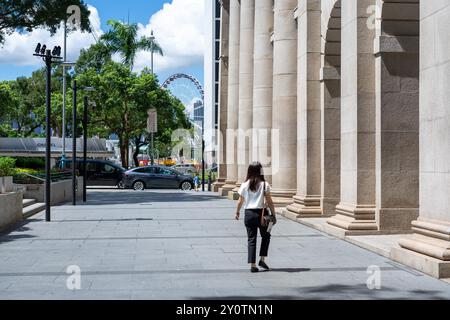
[0,0,204,95]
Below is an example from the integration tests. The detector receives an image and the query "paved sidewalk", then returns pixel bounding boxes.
[0,189,449,300]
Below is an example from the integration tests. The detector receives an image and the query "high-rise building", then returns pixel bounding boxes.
[203,0,221,166]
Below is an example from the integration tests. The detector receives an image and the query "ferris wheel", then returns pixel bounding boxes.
[162,73,204,126]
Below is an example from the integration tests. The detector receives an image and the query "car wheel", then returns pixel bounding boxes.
[132,180,145,191]
[117,180,125,189]
[181,181,193,191]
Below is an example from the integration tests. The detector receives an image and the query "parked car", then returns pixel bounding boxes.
[171,163,198,175]
[63,159,126,188]
[123,165,194,191]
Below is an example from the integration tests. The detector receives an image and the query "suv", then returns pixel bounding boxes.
[171,163,198,175]
[64,159,126,188]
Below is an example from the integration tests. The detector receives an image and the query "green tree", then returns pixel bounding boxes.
[100,20,163,71]
[0,0,91,44]
[0,82,17,121]
[77,62,190,168]
[76,42,112,74]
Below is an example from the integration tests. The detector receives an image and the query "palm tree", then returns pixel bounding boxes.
[101,19,163,71]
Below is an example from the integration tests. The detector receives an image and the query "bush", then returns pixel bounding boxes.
[14,157,45,170]
[0,157,16,177]
[15,168,39,175]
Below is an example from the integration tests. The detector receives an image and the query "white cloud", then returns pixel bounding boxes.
[0,1,205,75]
[133,0,205,73]
[0,5,102,67]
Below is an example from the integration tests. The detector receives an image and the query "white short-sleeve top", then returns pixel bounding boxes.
[238,180,271,209]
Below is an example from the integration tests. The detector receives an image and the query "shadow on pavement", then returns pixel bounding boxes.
[192,284,449,300]
[85,190,223,205]
[269,268,311,273]
[0,218,42,243]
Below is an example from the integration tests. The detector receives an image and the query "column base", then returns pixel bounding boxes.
[218,180,237,197]
[227,182,241,201]
[212,178,226,192]
[398,219,450,260]
[391,218,450,279]
[271,189,296,208]
[327,203,378,235]
[284,195,322,219]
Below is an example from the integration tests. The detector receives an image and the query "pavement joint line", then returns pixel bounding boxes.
[0,266,402,277]
[0,234,324,242]
[52,218,241,222]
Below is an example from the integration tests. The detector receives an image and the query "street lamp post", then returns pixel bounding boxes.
[72,80,77,206]
[82,87,95,203]
[62,21,67,163]
[202,103,205,192]
[33,43,62,221]
[83,95,88,203]
[149,30,155,165]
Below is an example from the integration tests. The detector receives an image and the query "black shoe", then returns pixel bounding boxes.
[258,260,270,270]
[250,266,259,273]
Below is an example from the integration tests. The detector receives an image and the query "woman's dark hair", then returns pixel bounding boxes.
[246,162,265,192]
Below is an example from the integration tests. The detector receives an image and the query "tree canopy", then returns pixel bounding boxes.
[0,0,91,44]
[75,61,190,168]
[100,20,163,71]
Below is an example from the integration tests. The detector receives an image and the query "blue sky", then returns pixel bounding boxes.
[0,0,205,105]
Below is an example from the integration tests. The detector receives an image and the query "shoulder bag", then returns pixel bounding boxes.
[260,182,275,227]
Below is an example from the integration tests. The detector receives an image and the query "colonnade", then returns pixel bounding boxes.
[214,0,450,279]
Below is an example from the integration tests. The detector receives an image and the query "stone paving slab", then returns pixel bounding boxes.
[0,189,449,300]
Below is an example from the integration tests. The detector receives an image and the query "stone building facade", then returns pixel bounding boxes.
[213,0,450,279]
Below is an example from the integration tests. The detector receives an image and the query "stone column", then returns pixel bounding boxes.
[374,0,419,232]
[285,0,322,218]
[215,0,230,193]
[271,0,298,207]
[220,0,240,196]
[320,0,341,217]
[252,0,273,183]
[391,0,450,279]
[327,0,378,234]
[231,0,255,200]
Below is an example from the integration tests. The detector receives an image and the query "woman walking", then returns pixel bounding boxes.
[235,162,277,272]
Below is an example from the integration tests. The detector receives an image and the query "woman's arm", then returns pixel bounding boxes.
[235,196,245,220]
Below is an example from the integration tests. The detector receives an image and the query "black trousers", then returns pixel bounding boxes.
[244,209,271,264]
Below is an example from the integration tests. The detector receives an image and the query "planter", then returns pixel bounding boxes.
[0,176,13,193]
[0,191,23,232]
[16,177,83,206]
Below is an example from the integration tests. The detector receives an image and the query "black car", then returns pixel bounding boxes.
[64,159,126,188]
[123,165,194,191]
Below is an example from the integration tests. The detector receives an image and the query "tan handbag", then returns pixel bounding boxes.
[260,182,274,227]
